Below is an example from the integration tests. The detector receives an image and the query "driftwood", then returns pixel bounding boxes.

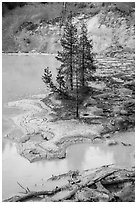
[3,188,62,202]
[17,182,31,194]
[51,187,78,202]
[3,165,135,202]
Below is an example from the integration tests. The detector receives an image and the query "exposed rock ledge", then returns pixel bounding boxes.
[6,95,104,162]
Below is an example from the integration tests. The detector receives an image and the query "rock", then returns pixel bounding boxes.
[75,187,106,202]
[121,142,131,146]
[42,131,54,140]
[42,135,48,141]
[29,149,39,155]
[103,134,111,139]
[120,109,128,115]
[115,183,135,202]
[106,140,118,146]
[112,77,124,83]
[20,135,30,143]
[114,117,130,130]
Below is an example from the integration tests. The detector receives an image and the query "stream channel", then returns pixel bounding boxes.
[2,54,134,200]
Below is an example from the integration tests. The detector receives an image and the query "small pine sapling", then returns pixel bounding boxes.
[42,67,55,90]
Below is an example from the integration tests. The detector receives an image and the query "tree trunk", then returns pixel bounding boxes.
[82,45,85,87]
[70,64,73,90]
[76,66,79,118]
[70,11,73,90]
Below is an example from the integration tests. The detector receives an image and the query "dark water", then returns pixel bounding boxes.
[2,54,134,200]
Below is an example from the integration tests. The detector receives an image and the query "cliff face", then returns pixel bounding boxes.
[2,3,135,54]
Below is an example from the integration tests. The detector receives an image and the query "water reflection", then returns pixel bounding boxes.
[2,141,68,199]
[2,55,59,103]
[82,146,114,170]
[66,143,87,170]
[2,135,134,199]
[2,54,61,199]
[67,144,114,171]
[67,142,134,171]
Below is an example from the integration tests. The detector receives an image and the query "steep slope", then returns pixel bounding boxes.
[2,3,135,54]
[86,6,135,54]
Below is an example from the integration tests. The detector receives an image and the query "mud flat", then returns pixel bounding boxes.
[6,94,104,162]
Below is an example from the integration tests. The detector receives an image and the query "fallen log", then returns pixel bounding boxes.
[3,187,62,202]
[3,165,135,202]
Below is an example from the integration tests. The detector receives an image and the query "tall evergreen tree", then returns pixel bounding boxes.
[78,22,95,87]
[56,12,78,91]
[55,19,96,118]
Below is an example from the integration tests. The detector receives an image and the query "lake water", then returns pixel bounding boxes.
[2,54,135,200]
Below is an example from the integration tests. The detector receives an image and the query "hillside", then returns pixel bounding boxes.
[2,2,135,54]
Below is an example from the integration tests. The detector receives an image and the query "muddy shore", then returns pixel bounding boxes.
[5,89,135,164]
[6,94,104,162]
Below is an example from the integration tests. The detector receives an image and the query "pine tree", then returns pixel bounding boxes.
[60,2,67,27]
[42,67,55,90]
[75,59,79,118]
[56,67,65,92]
[78,22,95,87]
[56,12,78,91]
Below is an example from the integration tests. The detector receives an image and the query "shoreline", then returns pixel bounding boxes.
[2,52,57,56]
[6,95,105,162]
[5,93,135,163]
[3,165,135,202]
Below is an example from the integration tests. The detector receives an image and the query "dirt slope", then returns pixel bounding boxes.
[2,3,135,54]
